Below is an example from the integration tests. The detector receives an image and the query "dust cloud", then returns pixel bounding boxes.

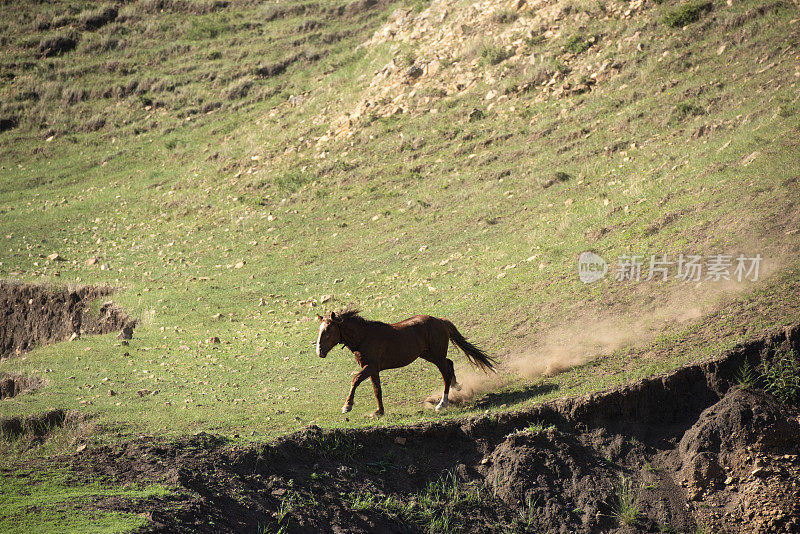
[427,255,779,407]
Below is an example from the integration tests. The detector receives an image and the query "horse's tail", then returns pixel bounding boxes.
[442,319,498,373]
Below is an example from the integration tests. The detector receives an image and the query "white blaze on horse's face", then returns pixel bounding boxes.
[316,321,326,358]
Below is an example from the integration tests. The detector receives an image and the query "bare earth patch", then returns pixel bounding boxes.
[0,281,135,358]
[0,372,45,399]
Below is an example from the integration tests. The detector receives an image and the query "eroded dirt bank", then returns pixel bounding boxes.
[0,281,135,358]
[68,323,800,533]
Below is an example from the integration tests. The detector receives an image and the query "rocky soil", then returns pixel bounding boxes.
[308,0,643,145]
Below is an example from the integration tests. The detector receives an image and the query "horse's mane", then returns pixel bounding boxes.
[330,308,383,326]
[336,309,363,321]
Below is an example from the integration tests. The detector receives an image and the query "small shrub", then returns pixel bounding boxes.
[734,359,758,388]
[663,0,712,28]
[554,60,571,75]
[612,475,641,526]
[275,168,311,193]
[760,350,800,404]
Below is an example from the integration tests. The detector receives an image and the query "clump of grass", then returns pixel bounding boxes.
[760,350,800,404]
[478,42,510,66]
[564,34,595,54]
[525,421,555,433]
[346,470,482,533]
[185,14,228,40]
[512,493,539,530]
[79,4,118,31]
[276,490,297,526]
[492,8,518,24]
[224,77,254,100]
[347,491,379,511]
[38,32,79,57]
[309,431,360,460]
[663,0,712,28]
[673,101,704,120]
[611,475,641,526]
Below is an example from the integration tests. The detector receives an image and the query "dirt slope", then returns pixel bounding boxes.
[0,282,135,358]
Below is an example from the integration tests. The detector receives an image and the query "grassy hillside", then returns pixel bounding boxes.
[1,0,799,528]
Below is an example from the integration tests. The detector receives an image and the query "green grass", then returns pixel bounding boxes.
[525,422,555,433]
[611,475,641,526]
[734,358,758,388]
[663,0,713,28]
[0,467,170,534]
[563,34,594,55]
[346,470,485,532]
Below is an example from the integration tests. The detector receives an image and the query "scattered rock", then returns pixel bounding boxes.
[406,64,423,79]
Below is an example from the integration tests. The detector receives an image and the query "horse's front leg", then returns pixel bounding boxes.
[342,364,372,413]
[370,372,384,417]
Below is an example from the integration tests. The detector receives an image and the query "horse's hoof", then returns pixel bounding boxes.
[370,410,384,418]
[342,404,352,414]
[435,403,447,412]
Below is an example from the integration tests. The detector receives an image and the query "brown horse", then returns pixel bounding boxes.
[315,310,496,416]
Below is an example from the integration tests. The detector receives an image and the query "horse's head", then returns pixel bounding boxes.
[315,311,343,358]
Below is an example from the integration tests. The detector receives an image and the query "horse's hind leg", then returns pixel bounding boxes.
[447,358,461,391]
[433,359,454,412]
[370,372,384,417]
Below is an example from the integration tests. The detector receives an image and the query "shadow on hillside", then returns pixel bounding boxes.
[469,382,558,409]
